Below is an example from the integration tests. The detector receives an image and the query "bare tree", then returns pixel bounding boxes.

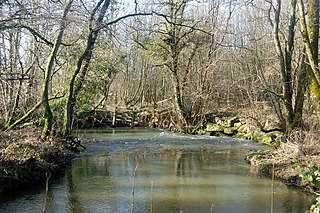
[267,0,307,132]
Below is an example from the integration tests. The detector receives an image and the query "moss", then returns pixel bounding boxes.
[252,131,262,141]
[223,127,237,136]
[233,122,243,128]
[206,123,224,132]
[206,117,282,148]
[260,135,273,144]
[309,78,320,101]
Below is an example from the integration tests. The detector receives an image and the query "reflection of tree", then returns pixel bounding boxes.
[174,149,208,177]
[175,150,186,176]
[171,147,241,177]
[66,171,86,213]
[66,154,117,212]
[105,154,111,176]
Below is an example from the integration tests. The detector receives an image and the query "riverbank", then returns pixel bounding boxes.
[204,115,320,195]
[0,127,74,191]
[246,142,320,190]
[246,139,320,194]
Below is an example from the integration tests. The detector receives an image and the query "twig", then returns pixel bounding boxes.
[271,162,275,213]
[150,181,153,213]
[210,204,214,213]
[131,164,139,213]
[42,172,51,213]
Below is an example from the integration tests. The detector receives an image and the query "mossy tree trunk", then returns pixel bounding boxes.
[5,94,64,131]
[62,0,110,137]
[41,0,73,140]
[298,0,320,117]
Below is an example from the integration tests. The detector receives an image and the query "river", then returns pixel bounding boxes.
[0,128,315,212]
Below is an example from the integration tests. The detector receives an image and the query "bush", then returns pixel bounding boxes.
[76,104,93,119]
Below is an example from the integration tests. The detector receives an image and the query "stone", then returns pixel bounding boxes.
[260,135,273,144]
[228,117,240,127]
[224,127,237,136]
[206,123,224,132]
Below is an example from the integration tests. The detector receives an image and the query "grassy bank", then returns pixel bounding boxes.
[0,127,73,191]
[245,116,320,192]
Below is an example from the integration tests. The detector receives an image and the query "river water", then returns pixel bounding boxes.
[0,128,315,212]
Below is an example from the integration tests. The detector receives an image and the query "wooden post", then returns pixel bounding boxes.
[131,108,136,127]
[112,106,117,127]
[112,92,117,127]
[151,102,156,128]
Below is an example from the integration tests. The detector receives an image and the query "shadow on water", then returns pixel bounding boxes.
[0,128,316,212]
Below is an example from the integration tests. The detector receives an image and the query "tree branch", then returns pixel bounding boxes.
[102,12,153,28]
[0,23,78,47]
[0,23,54,46]
[154,12,212,36]
[5,93,65,130]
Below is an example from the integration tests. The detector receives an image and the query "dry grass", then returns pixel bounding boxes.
[285,115,320,158]
[0,127,72,190]
[246,113,320,192]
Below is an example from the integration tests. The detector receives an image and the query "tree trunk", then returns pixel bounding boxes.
[62,0,110,137]
[270,0,297,132]
[4,34,30,128]
[164,0,189,132]
[41,0,73,140]
[171,70,188,132]
[298,0,320,117]
[293,50,307,127]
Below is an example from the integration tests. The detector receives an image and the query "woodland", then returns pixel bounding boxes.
[0,0,319,138]
[1,0,320,209]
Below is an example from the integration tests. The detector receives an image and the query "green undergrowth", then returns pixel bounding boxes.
[292,162,320,213]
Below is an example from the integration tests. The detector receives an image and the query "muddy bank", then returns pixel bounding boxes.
[0,128,74,191]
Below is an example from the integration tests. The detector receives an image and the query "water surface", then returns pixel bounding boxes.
[0,128,315,212]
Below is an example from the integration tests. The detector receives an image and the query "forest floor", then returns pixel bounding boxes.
[0,127,74,191]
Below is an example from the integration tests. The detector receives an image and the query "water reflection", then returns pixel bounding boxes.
[65,143,314,213]
[66,171,86,213]
[0,128,316,213]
